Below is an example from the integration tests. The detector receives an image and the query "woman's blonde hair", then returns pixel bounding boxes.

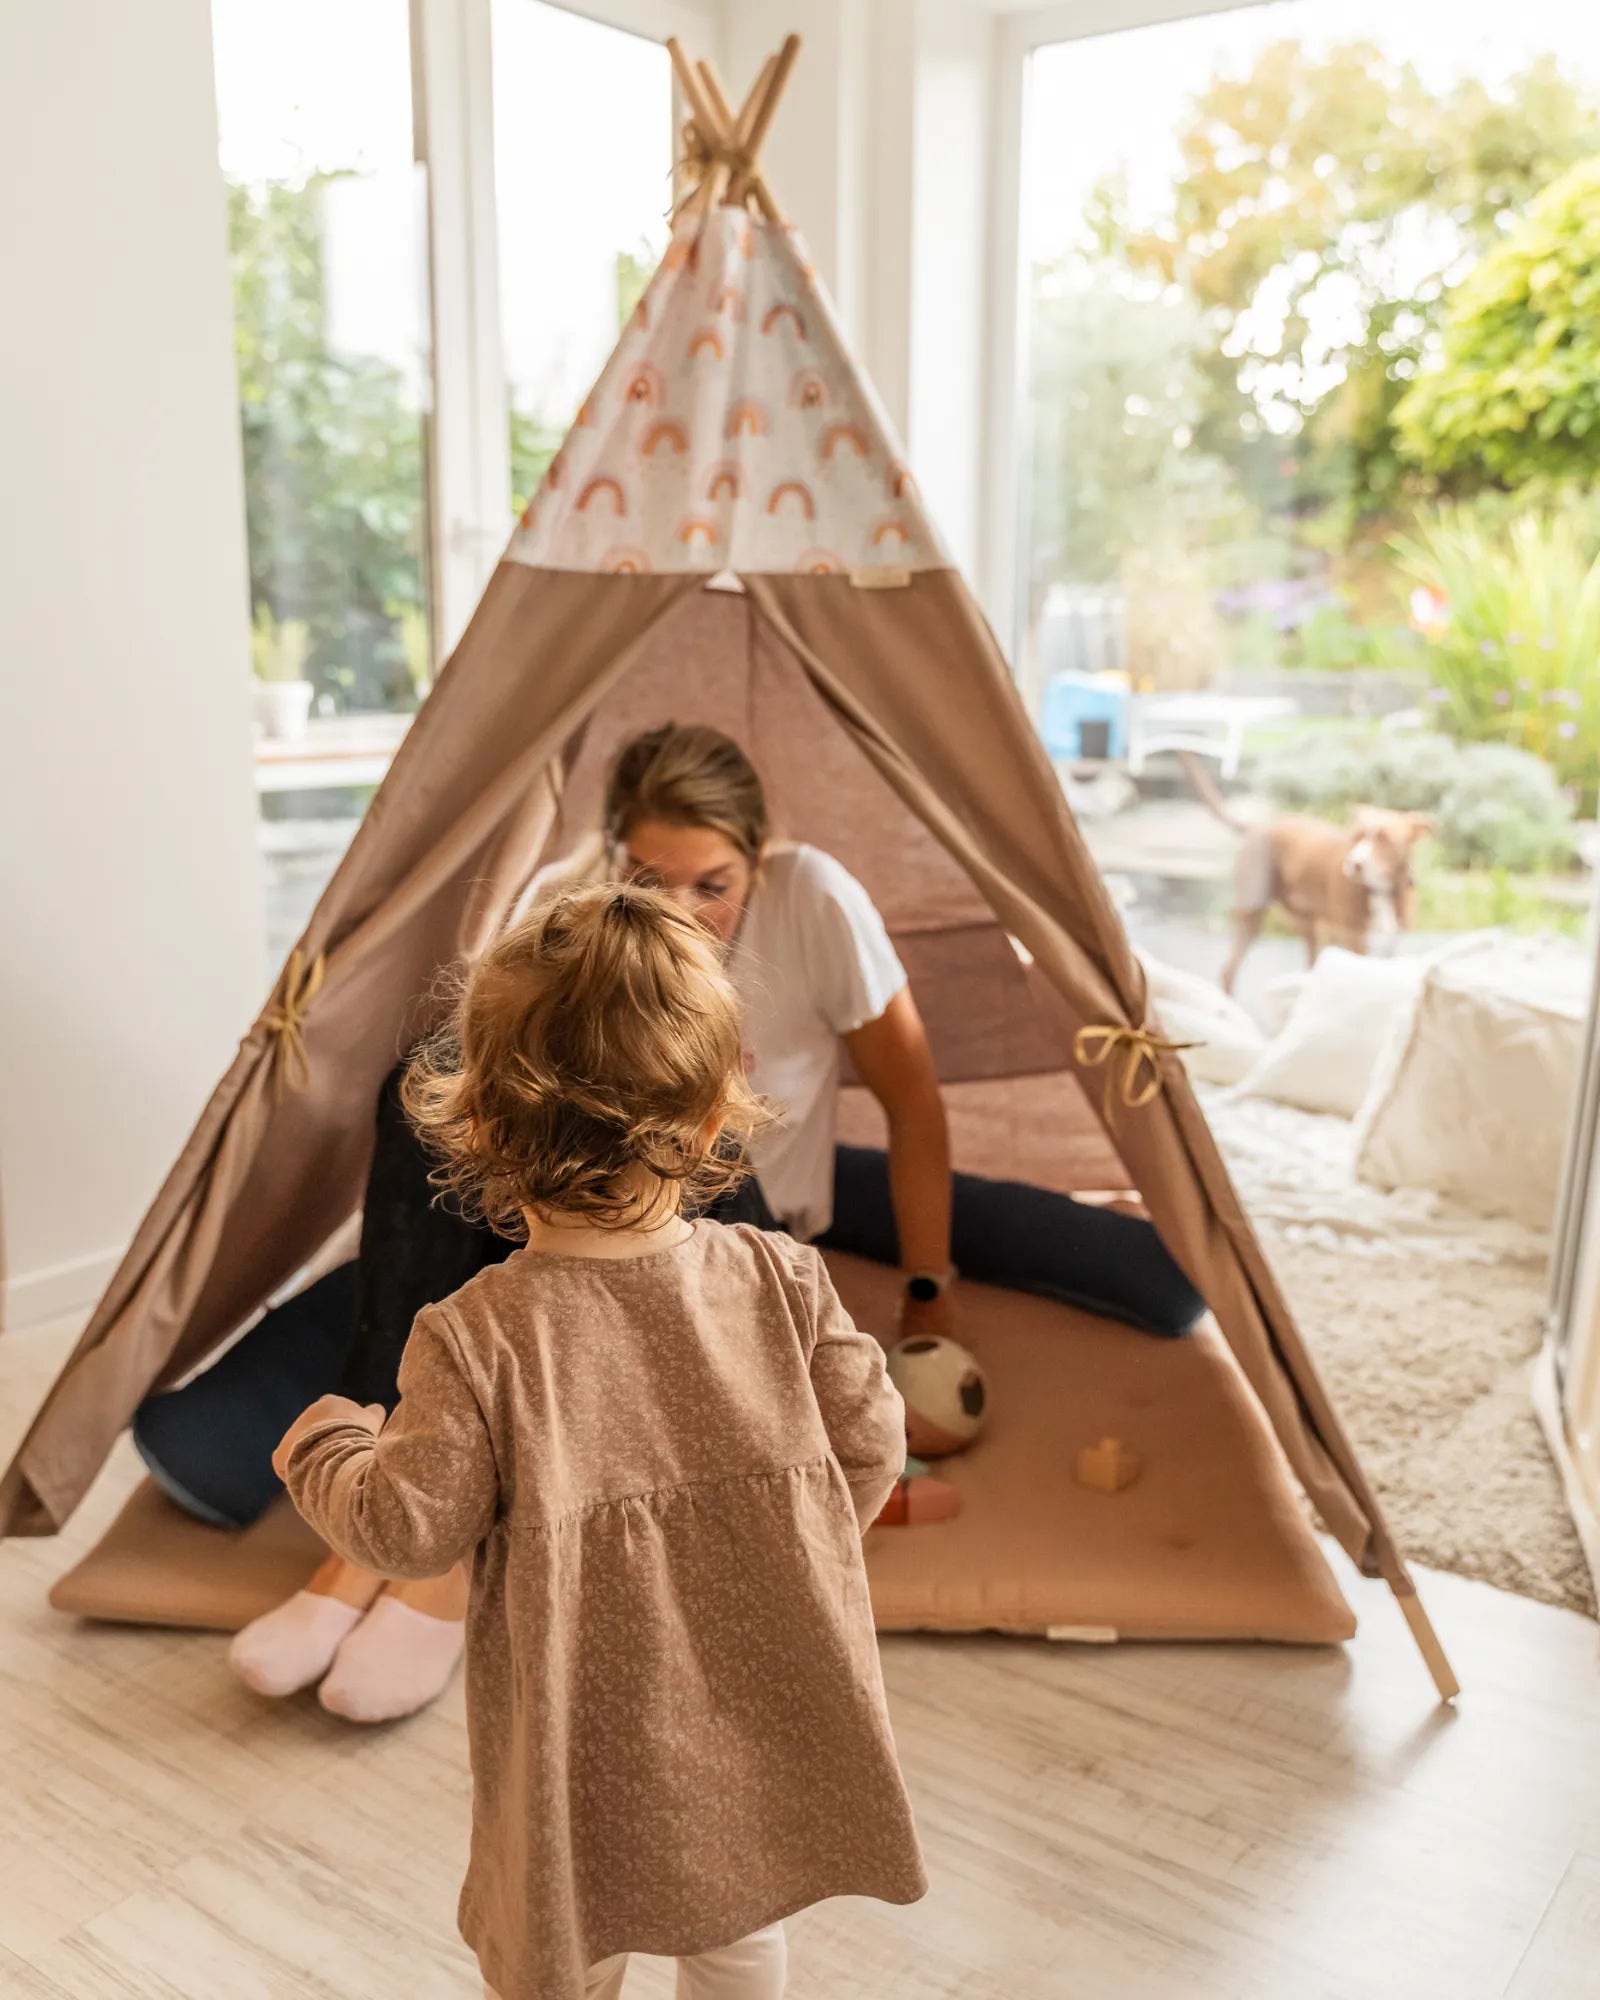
[403,882,768,1234]
[604,723,768,865]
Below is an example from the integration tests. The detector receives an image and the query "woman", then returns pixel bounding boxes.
[197,725,968,1721]
[522,725,959,1303]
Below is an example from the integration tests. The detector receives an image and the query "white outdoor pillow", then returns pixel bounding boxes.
[1354,938,1587,1227]
[1234,947,1429,1119]
[1137,950,1266,1087]
[1258,970,1307,1040]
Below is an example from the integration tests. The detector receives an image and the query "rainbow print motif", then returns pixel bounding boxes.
[508,207,947,576]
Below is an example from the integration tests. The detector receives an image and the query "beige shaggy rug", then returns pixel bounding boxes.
[1264,1228,1596,1620]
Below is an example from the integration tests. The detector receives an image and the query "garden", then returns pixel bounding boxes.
[226,173,653,719]
[1028,36,1600,934]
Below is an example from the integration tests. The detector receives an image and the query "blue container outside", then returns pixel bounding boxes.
[1038,670,1130,762]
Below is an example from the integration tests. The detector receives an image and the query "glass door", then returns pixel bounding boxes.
[489,0,674,516]
[1014,0,1600,1615]
[213,0,434,965]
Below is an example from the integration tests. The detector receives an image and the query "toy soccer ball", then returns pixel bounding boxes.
[886,1336,989,1458]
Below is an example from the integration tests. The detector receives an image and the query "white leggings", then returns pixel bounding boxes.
[487,1922,787,2000]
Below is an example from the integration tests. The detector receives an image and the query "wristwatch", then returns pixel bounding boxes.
[904,1267,956,1304]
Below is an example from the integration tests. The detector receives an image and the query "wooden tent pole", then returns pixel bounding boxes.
[666,35,723,143]
[1395,1583,1460,1703]
[716,41,798,226]
[695,57,739,133]
[701,54,778,216]
[749,177,785,229]
[665,37,730,219]
[741,32,800,164]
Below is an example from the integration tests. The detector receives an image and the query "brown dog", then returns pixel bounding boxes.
[1179,753,1431,994]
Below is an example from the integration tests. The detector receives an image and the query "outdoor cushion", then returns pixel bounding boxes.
[1236,946,1432,1119]
[1355,937,1588,1228]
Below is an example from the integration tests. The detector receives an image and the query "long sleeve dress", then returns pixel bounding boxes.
[281,1220,927,2000]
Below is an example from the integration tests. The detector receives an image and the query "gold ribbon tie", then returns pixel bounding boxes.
[265,948,326,1097]
[1073,1022,1196,1123]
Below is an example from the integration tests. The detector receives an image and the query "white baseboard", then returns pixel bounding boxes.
[2,1245,121,1336]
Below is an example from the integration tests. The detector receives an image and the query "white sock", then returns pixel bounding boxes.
[317,1592,465,1724]
[228,1590,366,1698]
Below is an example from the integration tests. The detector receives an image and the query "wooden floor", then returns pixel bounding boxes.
[4,1322,1599,1999]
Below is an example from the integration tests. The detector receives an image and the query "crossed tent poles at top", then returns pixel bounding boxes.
[666,32,801,229]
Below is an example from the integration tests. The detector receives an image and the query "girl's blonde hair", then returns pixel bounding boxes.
[403,882,768,1234]
[604,723,768,865]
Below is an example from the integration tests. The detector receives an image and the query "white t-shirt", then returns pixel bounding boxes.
[520,840,906,1241]
[727,844,907,1240]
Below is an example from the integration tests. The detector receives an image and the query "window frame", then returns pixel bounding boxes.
[409,0,695,657]
[984,0,1277,676]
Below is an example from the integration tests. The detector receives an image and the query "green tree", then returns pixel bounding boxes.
[1027,271,1237,603]
[506,238,663,518]
[228,175,429,712]
[509,409,565,520]
[1395,157,1600,489]
[1105,44,1600,515]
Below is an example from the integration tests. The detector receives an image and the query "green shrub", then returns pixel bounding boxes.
[1382,502,1600,803]
[1429,743,1579,872]
[1293,598,1389,674]
[1395,156,1600,491]
[1251,728,1577,871]
[1412,849,1587,939]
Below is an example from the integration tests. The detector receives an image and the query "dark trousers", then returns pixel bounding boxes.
[133,1066,1202,1528]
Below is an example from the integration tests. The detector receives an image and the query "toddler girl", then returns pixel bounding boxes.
[273,882,926,1999]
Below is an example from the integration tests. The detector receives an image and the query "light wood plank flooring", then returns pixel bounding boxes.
[4,1320,1599,1999]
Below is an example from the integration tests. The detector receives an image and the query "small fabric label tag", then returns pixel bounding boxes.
[849,566,913,590]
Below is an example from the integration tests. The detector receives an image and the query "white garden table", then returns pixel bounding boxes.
[1126,693,1297,781]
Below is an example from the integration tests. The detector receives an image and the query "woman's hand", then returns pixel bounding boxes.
[272,1396,386,1481]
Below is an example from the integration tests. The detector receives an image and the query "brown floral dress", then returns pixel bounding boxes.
[283,1222,927,1999]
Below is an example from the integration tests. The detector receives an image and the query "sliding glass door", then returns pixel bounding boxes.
[1016,0,1600,1005]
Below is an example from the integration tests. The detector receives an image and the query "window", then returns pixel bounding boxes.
[1017,1,1600,992]
[212,0,673,966]
[491,0,674,516]
[213,0,433,963]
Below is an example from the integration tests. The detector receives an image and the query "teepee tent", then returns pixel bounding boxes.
[3,36,1453,1697]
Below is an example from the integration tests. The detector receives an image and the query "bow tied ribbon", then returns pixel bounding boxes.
[264,948,326,1098]
[1073,1021,1197,1124]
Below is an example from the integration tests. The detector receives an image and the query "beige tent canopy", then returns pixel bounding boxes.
[3,36,1454,1698]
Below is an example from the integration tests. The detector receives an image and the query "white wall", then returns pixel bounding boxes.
[0,0,262,1330]
[904,0,993,581]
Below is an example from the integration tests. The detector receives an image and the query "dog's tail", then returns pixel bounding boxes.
[1177,750,1250,835]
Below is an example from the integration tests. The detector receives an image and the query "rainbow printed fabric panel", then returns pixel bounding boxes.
[506,208,948,576]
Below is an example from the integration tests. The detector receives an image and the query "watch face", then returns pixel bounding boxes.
[906,1274,941,1303]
